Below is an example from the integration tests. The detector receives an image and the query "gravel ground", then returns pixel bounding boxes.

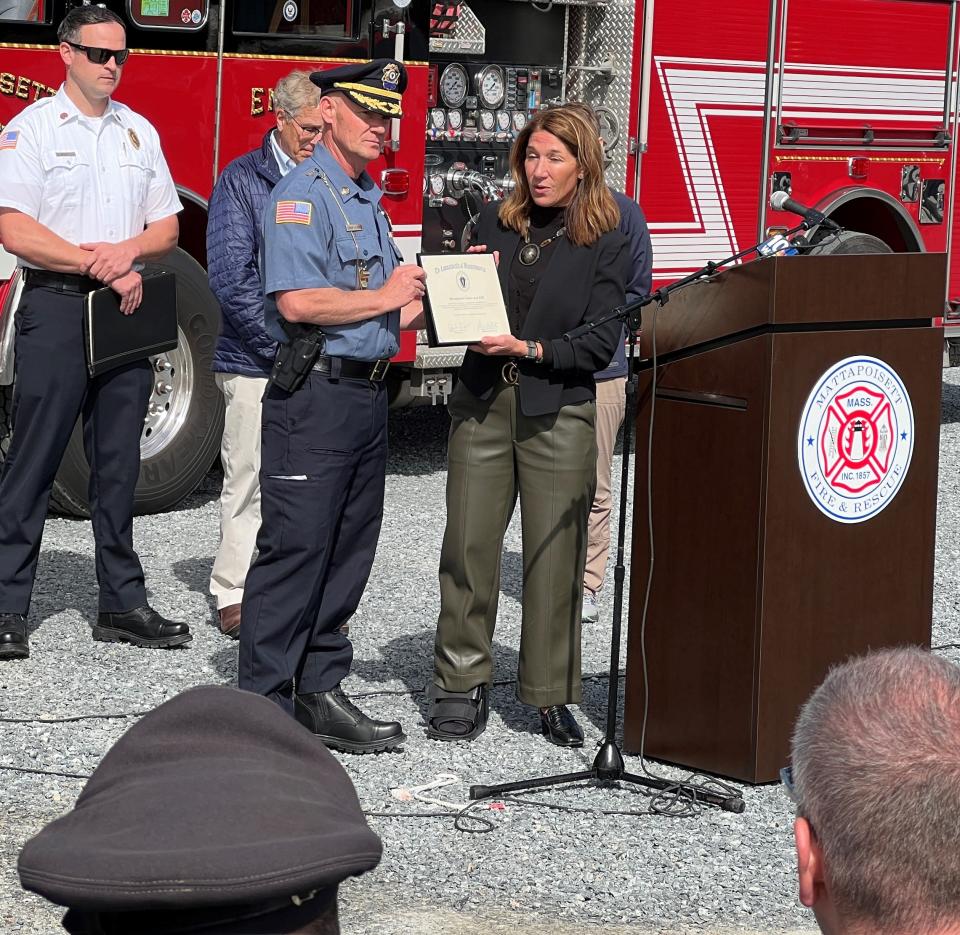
[2,370,960,935]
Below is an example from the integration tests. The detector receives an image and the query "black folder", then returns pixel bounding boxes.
[83,271,178,377]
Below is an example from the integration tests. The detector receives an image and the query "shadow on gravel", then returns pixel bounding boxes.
[499,550,522,601]
[942,379,960,425]
[352,628,542,737]
[210,644,238,684]
[386,405,450,476]
[171,557,220,641]
[577,672,625,737]
[32,549,97,627]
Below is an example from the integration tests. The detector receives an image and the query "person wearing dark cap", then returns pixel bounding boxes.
[18,684,382,934]
[238,60,426,753]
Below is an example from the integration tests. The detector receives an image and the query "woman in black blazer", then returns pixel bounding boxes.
[427,107,629,746]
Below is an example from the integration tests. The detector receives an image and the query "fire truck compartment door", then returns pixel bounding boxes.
[776,0,953,147]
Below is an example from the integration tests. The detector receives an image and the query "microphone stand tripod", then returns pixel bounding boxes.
[468,224,810,812]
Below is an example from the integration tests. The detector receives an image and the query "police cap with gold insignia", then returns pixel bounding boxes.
[17,686,382,935]
[311,58,407,118]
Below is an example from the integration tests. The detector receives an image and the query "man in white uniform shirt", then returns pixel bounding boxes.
[0,5,190,660]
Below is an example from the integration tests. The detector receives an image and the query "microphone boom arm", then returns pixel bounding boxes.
[563,219,811,342]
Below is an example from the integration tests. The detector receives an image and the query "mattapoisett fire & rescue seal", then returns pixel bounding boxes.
[797,355,914,524]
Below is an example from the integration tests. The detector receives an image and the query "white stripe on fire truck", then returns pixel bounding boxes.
[649,57,952,274]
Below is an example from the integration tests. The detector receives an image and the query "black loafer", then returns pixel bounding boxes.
[295,686,405,754]
[540,704,584,747]
[93,605,192,649]
[0,613,29,660]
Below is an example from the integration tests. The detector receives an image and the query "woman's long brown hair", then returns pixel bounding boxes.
[498,106,619,246]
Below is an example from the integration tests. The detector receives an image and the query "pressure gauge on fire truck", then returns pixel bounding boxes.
[512,111,527,132]
[439,63,469,109]
[429,108,446,130]
[475,64,506,110]
[496,110,511,132]
[430,174,446,196]
[447,109,463,131]
[479,110,496,132]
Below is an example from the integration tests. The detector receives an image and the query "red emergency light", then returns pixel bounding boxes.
[381,168,410,197]
[848,157,869,179]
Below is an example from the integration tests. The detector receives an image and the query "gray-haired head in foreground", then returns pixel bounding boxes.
[57,5,125,44]
[791,646,960,933]
[273,70,322,121]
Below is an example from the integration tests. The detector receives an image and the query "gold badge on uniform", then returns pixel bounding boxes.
[381,62,401,91]
[127,128,140,150]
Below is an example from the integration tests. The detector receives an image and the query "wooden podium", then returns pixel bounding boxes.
[622,253,944,783]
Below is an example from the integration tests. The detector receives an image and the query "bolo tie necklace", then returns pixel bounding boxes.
[519,225,566,266]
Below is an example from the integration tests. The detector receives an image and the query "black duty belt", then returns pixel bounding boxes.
[311,355,391,382]
[22,269,102,294]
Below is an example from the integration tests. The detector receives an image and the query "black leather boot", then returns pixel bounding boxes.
[295,686,405,754]
[0,613,29,660]
[539,704,584,747]
[93,605,192,648]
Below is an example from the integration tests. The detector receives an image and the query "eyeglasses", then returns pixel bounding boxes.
[65,41,130,66]
[287,114,323,138]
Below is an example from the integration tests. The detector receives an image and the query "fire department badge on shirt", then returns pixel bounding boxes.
[797,355,914,524]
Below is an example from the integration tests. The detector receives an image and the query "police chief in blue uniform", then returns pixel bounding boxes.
[239,60,426,753]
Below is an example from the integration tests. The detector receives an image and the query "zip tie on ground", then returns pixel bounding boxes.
[390,772,475,811]
[387,773,499,832]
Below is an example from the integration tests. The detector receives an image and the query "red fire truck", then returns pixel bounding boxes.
[1,0,956,513]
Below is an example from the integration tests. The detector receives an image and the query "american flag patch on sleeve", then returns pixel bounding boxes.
[0,130,19,151]
[275,200,312,225]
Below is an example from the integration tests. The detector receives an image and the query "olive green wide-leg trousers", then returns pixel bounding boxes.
[434,380,597,707]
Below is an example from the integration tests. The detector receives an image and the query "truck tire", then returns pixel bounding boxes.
[48,248,223,516]
[806,230,893,255]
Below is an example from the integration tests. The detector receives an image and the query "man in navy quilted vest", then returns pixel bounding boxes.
[206,70,323,640]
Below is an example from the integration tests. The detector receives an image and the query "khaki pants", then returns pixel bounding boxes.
[210,373,268,610]
[583,376,626,595]
[434,381,597,707]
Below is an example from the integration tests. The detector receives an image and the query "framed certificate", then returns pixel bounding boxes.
[418,253,511,346]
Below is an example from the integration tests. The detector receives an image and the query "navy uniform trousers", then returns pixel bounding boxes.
[0,282,152,615]
[238,371,388,713]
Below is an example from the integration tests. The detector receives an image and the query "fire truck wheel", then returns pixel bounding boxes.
[806,230,893,255]
[48,248,225,517]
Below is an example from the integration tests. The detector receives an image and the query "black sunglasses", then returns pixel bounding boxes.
[66,41,130,66]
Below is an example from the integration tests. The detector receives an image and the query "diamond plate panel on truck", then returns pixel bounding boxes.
[416,347,467,369]
[567,0,638,192]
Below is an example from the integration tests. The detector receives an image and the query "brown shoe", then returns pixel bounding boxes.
[218,604,241,640]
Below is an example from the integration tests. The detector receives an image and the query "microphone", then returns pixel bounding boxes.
[769,190,841,230]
